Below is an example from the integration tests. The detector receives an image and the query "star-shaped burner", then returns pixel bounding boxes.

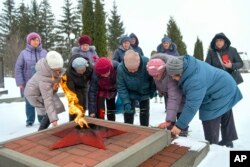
[50,123,126,150]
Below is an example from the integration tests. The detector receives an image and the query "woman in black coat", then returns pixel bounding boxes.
[65,54,93,121]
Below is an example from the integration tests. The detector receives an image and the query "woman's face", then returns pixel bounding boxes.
[122,41,130,50]
[100,71,110,77]
[163,42,171,49]
[30,38,40,48]
[171,74,181,81]
[215,39,225,49]
[81,44,90,51]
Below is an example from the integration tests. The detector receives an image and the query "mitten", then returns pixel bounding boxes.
[124,103,133,114]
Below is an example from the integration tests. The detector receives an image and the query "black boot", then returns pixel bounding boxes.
[218,140,233,148]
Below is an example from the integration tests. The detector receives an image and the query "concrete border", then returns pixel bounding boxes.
[172,142,210,167]
[96,130,171,167]
[0,146,57,167]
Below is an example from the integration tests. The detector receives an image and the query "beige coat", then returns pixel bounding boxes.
[24,58,65,123]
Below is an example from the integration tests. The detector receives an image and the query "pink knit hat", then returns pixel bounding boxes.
[26,32,41,44]
[146,58,166,76]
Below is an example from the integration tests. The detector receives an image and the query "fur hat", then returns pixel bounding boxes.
[72,57,89,71]
[95,57,112,75]
[124,50,140,70]
[46,51,64,69]
[78,35,92,45]
[147,59,166,76]
[161,35,172,43]
[166,57,184,76]
[26,32,41,44]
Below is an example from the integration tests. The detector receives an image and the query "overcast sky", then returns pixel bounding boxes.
[1,0,250,59]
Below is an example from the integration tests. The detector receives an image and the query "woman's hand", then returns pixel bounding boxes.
[158,121,172,129]
[51,121,58,127]
[171,126,181,136]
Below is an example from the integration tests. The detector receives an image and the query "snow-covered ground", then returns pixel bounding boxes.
[0,75,249,167]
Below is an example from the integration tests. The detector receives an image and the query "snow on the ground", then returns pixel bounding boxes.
[0,75,250,167]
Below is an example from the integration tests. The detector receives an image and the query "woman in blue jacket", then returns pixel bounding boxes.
[166,55,242,148]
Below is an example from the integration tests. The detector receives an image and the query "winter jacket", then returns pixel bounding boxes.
[24,58,65,123]
[71,47,98,64]
[150,53,184,122]
[112,46,133,63]
[176,55,242,129]
[129,33,144,56]
[156,42,179,56]
[15,44,47,87]
[65,54,93,108]
[206,33,243,74]
[88,60,119,115]
[117,56,156,105]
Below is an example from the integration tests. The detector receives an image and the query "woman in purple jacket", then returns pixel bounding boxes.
[146,53,188,136]
[15,32,47,127]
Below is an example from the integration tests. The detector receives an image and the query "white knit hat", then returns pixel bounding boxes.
[46,51,64,69]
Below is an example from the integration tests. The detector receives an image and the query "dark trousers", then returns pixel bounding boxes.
[38,114,50,131]
[96,97,116,121]
[124,99,149,126]
[202,109,238,144]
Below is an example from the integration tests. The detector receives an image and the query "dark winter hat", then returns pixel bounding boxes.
[166,56,183,76]
[46,51,64,69]
[78,35,92,45]
[26,32,41,44]
[147,58,166,76]
[72,57,89,71]
[119,35,131,45]
[161,35,172,43]
[95,57,112,75]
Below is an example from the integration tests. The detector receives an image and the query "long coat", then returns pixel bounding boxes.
[15,44,47,87]
[117,56,156,105]
[88,60,119,115]
[24,58,65,123]
[65,54,93,108]
[206,33,243,73]
[176,55,242,129]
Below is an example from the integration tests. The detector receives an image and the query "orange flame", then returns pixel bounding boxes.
[60,75,89,128]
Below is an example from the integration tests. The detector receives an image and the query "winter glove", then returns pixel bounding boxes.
[124,103,133,114]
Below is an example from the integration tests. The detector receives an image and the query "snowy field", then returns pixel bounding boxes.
[0,74,249,167]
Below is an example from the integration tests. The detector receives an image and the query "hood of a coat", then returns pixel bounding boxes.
[210,33,231,51]
[35,58,53,77]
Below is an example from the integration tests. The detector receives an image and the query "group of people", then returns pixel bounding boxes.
[15,31,243,148]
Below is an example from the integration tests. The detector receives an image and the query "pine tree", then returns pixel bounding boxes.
[16,2,31,40]
[193,37,204,61]
[82,0,94,37]
[0,0,15,36]
[39,0,57,50]
[29,0,41,32]
[0,0,17,76]
[93,0,107,56]
[107,1,124,54]
[167,17,187,55]
[57,0,80,61]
